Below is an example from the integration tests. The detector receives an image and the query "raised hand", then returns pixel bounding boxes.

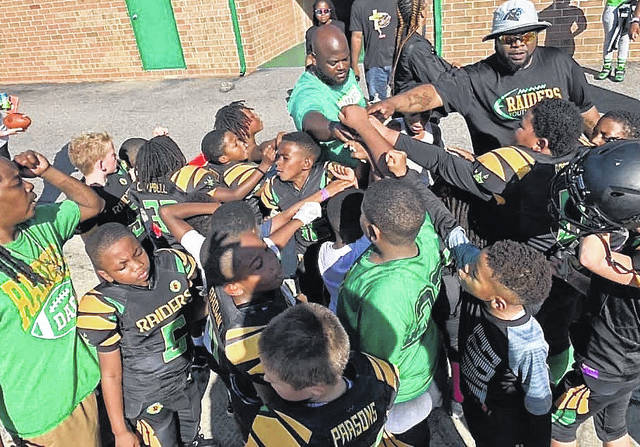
[13,150,50,178]
[385,149,408,178]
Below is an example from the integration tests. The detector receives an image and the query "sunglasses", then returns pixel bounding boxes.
[497,31,537,45]
[315,8,331,14]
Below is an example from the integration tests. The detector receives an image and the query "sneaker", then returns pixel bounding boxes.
[595,65,612,80]
[189,434,219,447]
[614,67,626,82]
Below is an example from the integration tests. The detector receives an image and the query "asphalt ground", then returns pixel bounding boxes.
[1,61,639,446]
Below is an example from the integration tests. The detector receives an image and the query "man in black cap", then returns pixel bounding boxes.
[368,0,600,155]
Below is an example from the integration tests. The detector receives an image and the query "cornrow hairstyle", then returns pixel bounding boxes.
[134,135,186,187]
[312,0,338,26]
[485,240,552,307]
[392,0,426,88]
[214,100,253,144]
[601,110,640,139]
[529,98,582,157]
[0,244,48,285]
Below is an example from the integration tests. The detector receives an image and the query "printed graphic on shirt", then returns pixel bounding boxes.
[493,84,563,120]
[337,85,365,109]
[462,323,502,404]
[368,9,392,38]
[1,244,77,339]
[552,384,591,426]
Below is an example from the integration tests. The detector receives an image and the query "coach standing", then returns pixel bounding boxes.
[369,0,600,155]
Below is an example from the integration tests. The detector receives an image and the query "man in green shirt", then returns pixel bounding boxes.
[337,176,442,446]
[0,150,104,446]
[288,24,366,167]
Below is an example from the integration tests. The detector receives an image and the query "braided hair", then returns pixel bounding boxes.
[392,0,426,90]
[0,244,48,285]
[134,135,186,186]
[214,101,253,144]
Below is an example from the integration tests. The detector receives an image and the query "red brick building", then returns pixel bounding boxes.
[0,0,637,84]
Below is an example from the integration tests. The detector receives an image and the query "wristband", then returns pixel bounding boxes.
[257,167,267,175]
[320,188,330,201]
[632,17,640,23]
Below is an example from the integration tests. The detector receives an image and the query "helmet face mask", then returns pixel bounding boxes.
[549,140,640,241]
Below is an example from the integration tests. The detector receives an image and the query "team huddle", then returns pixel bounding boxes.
[2,0,640,446]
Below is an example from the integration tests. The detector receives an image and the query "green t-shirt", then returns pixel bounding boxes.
[287,69,366,167]
[337,214,442,403]
[606,0,630,7]
[0,201,100,438]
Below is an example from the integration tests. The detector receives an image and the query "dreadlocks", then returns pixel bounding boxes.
[392,0,426,89]
[214,100,253,144]
[0,244,48,285]
[134,135,186,186]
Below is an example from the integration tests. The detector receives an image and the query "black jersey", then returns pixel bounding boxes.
[171,164,221,197]
[129,177,189,248]
[246,352,398,447]
[77,249,197,417]
[572,242,640,381]
[261,162,333,248]
[207,286,289,394]
[76,161,145,240]
[207,161,263,219]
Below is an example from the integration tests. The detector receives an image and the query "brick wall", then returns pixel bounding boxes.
[0,0,636,84]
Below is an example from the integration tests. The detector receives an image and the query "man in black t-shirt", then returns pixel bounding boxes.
[350,0,398,101]
[369,0,600,155]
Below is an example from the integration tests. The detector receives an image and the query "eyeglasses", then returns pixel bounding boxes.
[315,8,331,15]
[497,31,537,45]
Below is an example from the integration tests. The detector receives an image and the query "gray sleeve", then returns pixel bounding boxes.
[508,319,552,416]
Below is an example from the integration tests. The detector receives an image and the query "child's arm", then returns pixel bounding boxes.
[160,202,221,243]
[211,144,276,202]
[14,150,105,222]
[579,233,640,287]
[99,349,141,447]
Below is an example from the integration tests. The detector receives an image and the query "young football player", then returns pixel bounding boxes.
[77,223,211,447]
[68,132,145,240]
[590,109,640,146]
[247,302,399,446]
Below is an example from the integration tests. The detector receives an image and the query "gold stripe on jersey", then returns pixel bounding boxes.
[493,147,534,180]
[246,434,259,447]
[77,314,117,331]
[136,419,161,447]
[477,152,505,181]
[275,411,312,443]
[227,326,266,339]
[171,165,219,195]
[164,248,197,279]
[363,353,399,391]
[578,134,595,147]
[78,292,115,314]
[380,430,413,447]
[260,179,278,209]
[101,332,122,347]
[225,328,263,368]
[251,414,303,447]
[225,163,257,186]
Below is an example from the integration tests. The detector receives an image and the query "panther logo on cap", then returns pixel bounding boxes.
[503,7,523,21]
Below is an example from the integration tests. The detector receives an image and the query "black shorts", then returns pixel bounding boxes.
[462,400,537,447]
[130,375,201,446]
[552,367,640,442]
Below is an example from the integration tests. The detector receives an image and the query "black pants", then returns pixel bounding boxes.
[130,377,201,446]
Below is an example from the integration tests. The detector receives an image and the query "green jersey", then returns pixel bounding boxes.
[0,201,100,437]
[288,69,366,167]
[606,0,630,7]
[337,214,442,403]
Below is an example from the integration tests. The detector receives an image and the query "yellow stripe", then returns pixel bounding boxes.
[493,147,534,179]
[275,410,312,443]
[225,163,256,185]
[476,152,506,181]
[366,354,399,390]
[136,420,161,447]
[225,331,262,366]
[247,362,264,375]
[77,315,117,331]
[193,167,210,186]
[78,293,115,314]
[101,332,122,347]
[226,326,265,340]
[578,134,595,147]
[172,165,198,192]
[246,434,259,447]
[366,353,385,383]
[252,415,302,447]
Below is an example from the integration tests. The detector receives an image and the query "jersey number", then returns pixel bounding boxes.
[161,315,188,363]
[142,199,177,234]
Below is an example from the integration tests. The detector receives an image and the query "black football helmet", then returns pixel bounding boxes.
[549,139,640,236]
